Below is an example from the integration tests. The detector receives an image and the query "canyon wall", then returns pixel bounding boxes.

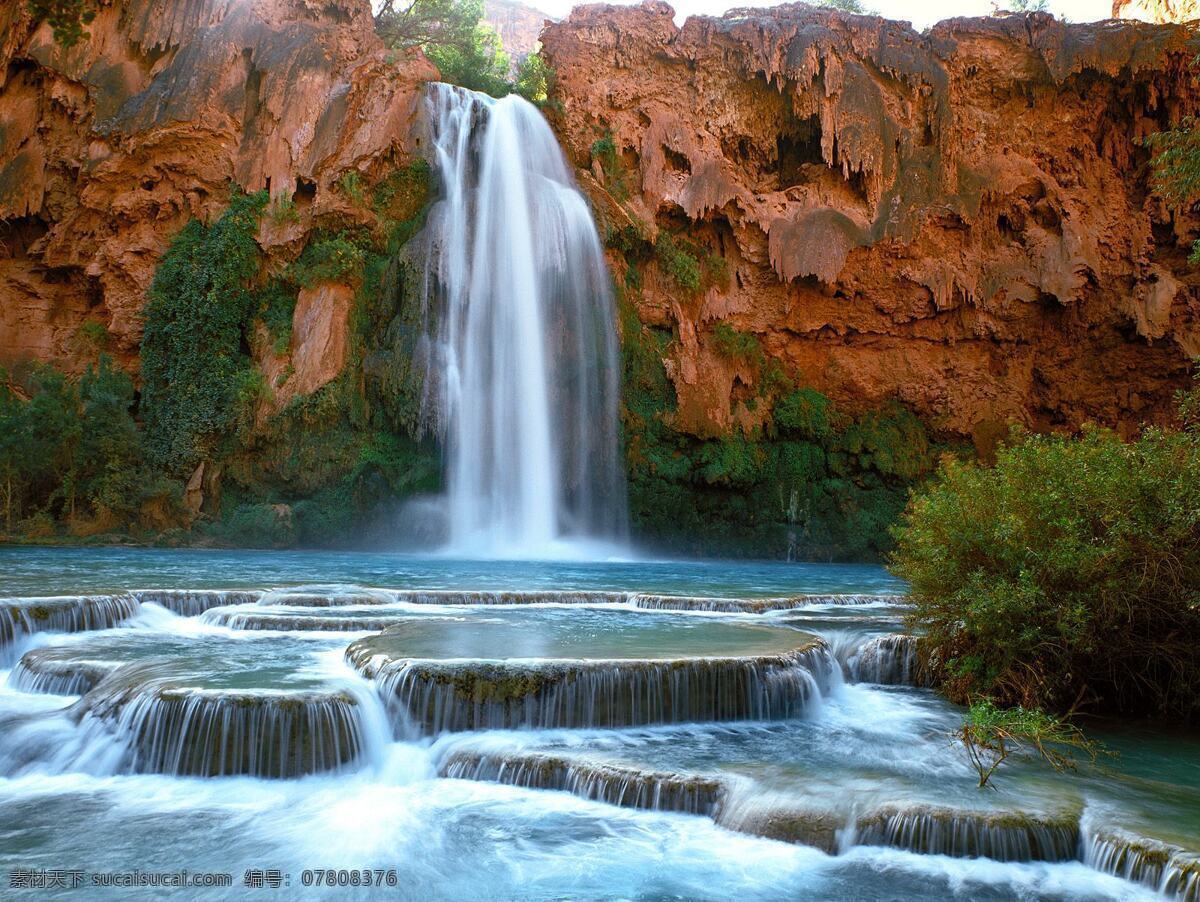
[0,0,432,392]
[542,2,1200,450]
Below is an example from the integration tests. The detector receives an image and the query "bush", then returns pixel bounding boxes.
[0,356,182,534]
[286,234,369,288]
[140,189,268,475]
[891,424,1200,721]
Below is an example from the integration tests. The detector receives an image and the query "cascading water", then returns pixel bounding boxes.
[414,83,627,558]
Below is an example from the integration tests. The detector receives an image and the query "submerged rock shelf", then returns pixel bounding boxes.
[350,643,838,734]
[77,671,367,778]
[439,748,724,816]
[1084,826,1200,900]
[436,742,1091,866]
[841,634,930,687]
[0,595,140,660]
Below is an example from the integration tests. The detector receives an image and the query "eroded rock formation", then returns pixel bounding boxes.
[0,0,433,380]
[542,2,1200,446]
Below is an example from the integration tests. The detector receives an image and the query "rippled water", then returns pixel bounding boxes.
[0,548,1195,901]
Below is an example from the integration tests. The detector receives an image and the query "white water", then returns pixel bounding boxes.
[416,84,627,559]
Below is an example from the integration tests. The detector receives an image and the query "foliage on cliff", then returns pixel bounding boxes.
[618,298,941,560]
[375,0,553,101]
[140,190,269,476]
[25,0,97,47]
[0,356,182,538]
[1149,113,1200,263]
[891,409,1200,722]
[3,168,440,549]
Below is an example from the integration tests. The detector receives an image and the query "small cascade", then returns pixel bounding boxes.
[714,797,845,853]
[842,634,930,686]
[9,648,116,696]
[852,805,1081,862]
[0,595,140,661]
[132,589,263,616]
[439,748,725,816]
[256,588,397,608]
[75,668,370,778]
[1083,826,1200,901]
[414,83,627,557]
[630,594,907,613]
[201,610,408,632]
[350,642,839,735]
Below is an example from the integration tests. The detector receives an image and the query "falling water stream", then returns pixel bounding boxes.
[1,88,1197,899]
[416,85,626,558]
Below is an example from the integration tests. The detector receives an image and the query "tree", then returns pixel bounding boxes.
[26,0,97,47]
[1149,113,1200,264]
[376,0,513,98]
[375,0,482,52]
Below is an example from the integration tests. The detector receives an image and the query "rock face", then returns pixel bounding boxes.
[0,0,433,376]
[542,3,1200,443]
[484,0,554,65]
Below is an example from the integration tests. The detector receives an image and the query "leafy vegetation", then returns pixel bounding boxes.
[0,357,182,538]
[956,699,1102,788]
[376,0,512,97]
[1149,114,1200,264]
[140,189,268,476]
[26,0,97,47]
[891,411,1200,722]
[614,258,941,559]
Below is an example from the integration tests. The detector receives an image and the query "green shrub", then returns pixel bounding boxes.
[514,52,555,106]
[654,233,701,293]
[337,171,366,206]
[268,195,299,225]
[140,188,268,475]
[0,356,181,533]
[286,234,368,288]
[891,423,1200,721]
[208,502,296,548]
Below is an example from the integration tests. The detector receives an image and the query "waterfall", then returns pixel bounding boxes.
[349,642,839,735]
[415,83,627,558]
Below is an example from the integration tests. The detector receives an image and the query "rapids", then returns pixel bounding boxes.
[0,548,1196,900]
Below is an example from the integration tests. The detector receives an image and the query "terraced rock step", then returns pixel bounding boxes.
[131,589,263,616]
[439,749,724,815]
[9,647,119,695]
[1084,827,1200,901]
[853,804,1081,862]
[202,610,415,632]
[250,589,906,612]
[433,745,1091,867]
[0,595,140,659]
[348,621,837,734]
[77,670,368,778]
[629,594,905,613]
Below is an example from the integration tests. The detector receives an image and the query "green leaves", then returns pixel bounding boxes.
[1147,114,1200,264]
[27,0,97,48]
[140,189,269,475]
[892,422,1200,720]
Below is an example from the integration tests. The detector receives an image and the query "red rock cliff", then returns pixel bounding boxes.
[0,0,433,378]
[542,2,1200,446]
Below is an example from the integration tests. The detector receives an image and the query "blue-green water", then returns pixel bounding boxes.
[0,547,905,597]
[0,548,1194,901]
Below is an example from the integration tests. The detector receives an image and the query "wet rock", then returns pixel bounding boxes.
[77,667,368,778]
[440,748,725,815]
[0,595,140,660]
[349,634,838,734]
